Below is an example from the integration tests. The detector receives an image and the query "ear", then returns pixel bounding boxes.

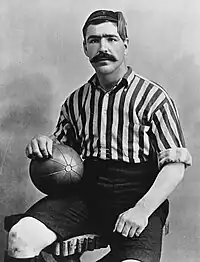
[124,38,129,55]
[83,41,88,57]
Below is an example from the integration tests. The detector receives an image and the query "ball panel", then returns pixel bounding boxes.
[51,145,68,167]
[30,158,66,178]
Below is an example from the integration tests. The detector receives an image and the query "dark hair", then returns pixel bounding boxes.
[82,10,128,41]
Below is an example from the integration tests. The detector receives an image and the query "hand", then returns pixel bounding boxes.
[25,135,53,159]
[113,205,149,238]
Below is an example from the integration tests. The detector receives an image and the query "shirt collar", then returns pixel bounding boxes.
[88,66,134,89]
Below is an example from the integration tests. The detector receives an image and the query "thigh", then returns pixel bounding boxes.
[109,213,164,262]
[5,193,96,241]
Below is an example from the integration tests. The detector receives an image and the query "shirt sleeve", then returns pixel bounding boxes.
[53,101,81,152]
[150,97,192,169]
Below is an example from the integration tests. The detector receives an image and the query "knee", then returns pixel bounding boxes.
[7,217,57,258]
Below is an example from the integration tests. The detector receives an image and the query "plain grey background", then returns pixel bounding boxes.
[0,0,199,261]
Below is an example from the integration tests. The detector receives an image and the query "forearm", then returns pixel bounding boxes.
[135,162,185,217]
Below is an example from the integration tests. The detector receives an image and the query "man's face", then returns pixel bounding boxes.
[83,22,128,75]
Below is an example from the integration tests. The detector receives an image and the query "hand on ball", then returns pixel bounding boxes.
[25,135,53,159]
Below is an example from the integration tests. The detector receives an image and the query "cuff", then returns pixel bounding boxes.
[158,147,192,169]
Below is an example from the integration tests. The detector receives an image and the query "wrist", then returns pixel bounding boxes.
[134,199,153,217]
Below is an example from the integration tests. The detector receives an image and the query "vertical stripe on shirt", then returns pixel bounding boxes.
[128,77,145,162]
[54,69,187,164]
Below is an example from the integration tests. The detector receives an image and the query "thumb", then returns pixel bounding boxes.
[135,225,145,237]
[46,139,53,157]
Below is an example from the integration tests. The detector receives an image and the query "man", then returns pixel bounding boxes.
[5,10,192,262]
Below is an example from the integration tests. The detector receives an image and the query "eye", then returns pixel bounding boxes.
[89,39,99,44]
[107,37,118,42]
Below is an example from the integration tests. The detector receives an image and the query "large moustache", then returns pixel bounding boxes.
[90,52,117,63]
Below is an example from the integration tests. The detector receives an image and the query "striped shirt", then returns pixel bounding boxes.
[54,67,192,169]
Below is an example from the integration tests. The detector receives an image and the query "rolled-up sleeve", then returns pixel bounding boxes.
[150,98,192,169]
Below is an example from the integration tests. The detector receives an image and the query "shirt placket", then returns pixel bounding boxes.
[101,92,110,159]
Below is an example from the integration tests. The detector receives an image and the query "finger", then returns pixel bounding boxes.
[37,138,49,158]
[135,225,145,237]
[129,226,138,238]
[113,214,122,232]
[121,223,131,237]
[25,144,33,158]
[114,217,125,233]
[31,139,43,158]
[46,139,53,157]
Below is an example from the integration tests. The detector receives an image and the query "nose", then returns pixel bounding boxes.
[99,38,108,53]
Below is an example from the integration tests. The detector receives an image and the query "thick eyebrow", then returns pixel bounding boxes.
[87,34,119,41]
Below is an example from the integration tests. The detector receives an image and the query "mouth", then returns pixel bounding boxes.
[96,58,111,62]
[93,59,114,66]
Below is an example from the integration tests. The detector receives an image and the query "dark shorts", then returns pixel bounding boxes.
[5,159,169,262]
